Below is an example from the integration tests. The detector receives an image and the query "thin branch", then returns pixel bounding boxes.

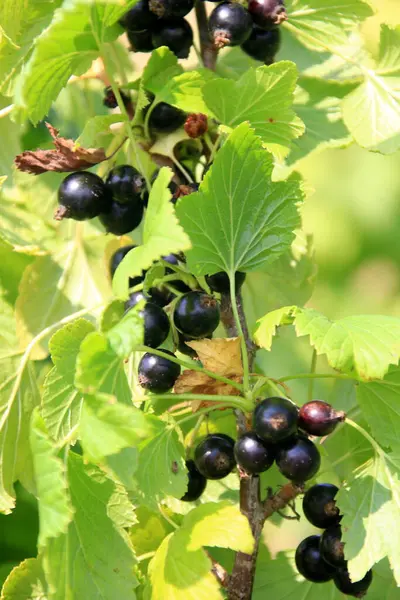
[263,482,305,518]
[195,0,218,70]
[205,551,230,588]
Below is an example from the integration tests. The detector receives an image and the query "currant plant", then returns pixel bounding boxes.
[0,0,400,599]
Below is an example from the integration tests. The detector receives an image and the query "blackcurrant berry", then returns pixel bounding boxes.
[194,433,236,480]
[234,431,275,475]
[205,271,246,295]
[152,18,193,59]
[302,483,341,528]
[55,172,111,221]
[253,397,298,444]
[127,29,155,53]
[209,3,252,48]
[241,26,281,64]
[103,87,130,109]
[247,0,287,30]
[149,0,194,19]
[99,200,144,235]
[299,400,345,437]
[181,459,207,502]
[148,102,187,134]
[162,253,180,271]
[147,286,174,308]
[138,350,180,393]
[334,568,373,598]
[110,245,145,289]
[320,525,346,568]
[295,535,336,583]
[142,303,170,348]
[106,165,145,205]
[275,435,320,482]
[173,291,220,338]
[120,0,158,32]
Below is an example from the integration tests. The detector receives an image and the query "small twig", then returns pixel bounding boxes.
[195,0,218,70]
[220,293,238,337]
[205,550,230,588]
[236,292,258,370]
[264,482,305,519]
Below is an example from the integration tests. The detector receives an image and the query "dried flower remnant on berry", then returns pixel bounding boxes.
[184,113,208,138]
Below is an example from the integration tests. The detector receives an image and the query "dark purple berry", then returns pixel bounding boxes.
[127,29,155,53]
[302,483,341,528]
[295,535,336,583]
[149,0,194,19]
[209,3,252,48]
[152,18,193,59]
[99,200,144,235]
[141,303,170,348]
[194,433,236,480]
[120,1,158,32]
[234,432,275,474]
[334,568,373,598]
[320,525,346,568]
[253,397,298,444]
[105,165,145,205]
[181,459,207,501]
[138,350,180,393]
[247,0,287,30]
[275,435,320,482]
[241,26,281,64]
[173,291,220,338]
[205,271,246,294]
[110,245,145,289]
[56,172,111,221]
[125,290,147,311]
[299,400,345,437]
[149,102,187,133]
[103,87,130,109]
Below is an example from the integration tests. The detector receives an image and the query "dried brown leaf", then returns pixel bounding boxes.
[186,337,243,376]
[14,123,107,175]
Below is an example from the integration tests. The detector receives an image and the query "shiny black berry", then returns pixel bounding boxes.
[103,86,130,109]
[194,433,236,480]
[302,483,341,528]
[138,350,180,393]
[106,165,145,205]
[149,0,194,18]
[247,0,287,30]
[253,397,298,444]
[295,535,336,583]
[334,568,373,598]
[241,26,281,64]
[120,1,158,31]
[127,29,154,53]
[205,271,246,294]
[173,292,220,338]
[181,459,207,501]
[142,303,170,348]
[110,245,145,289]
[149,102,187,133]
[209,3,252,48]
[320,525,346,568]
[299,401,345,437]
[152,18,193,59]
[56,172,111,221]
[234,432,275,475]
[275,435,320,482]
[99,200,144,235]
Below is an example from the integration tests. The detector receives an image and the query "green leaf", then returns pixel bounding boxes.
[142,47,183,95]
[15,235,111,359]
[43,453,137,600]
[100,299,125,333]
[254,306,298,350]
[76,114,124,148]
[30,410,73,547]
[79,394,159,464]
[107,304,144,358]
[183,501,253,554]
[337,453,400,585]
[75,332,131,402]
[154,70,218,116]
[176,123,304,277]
[294,309,400,380]
[284,0,373,52]
[113,167,191,298]
[17,2,98,123]
[203,62,304,159]
[149,533,223,600]
[49,319,95,376]
[130,506,174,556]
[342,26,400,154]
[0,558,48,600]
[357,367,400,451]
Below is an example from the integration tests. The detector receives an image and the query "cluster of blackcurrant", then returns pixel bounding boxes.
[55,165,147,235]
[119,0,194,58]
[297,484,373,597]
[119,0,285,64]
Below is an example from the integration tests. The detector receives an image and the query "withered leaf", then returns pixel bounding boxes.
[14,123,107,175]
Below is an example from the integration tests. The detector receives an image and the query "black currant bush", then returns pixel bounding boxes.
[2,1,400,600]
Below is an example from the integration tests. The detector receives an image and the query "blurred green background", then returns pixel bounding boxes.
[0,0,399,592]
